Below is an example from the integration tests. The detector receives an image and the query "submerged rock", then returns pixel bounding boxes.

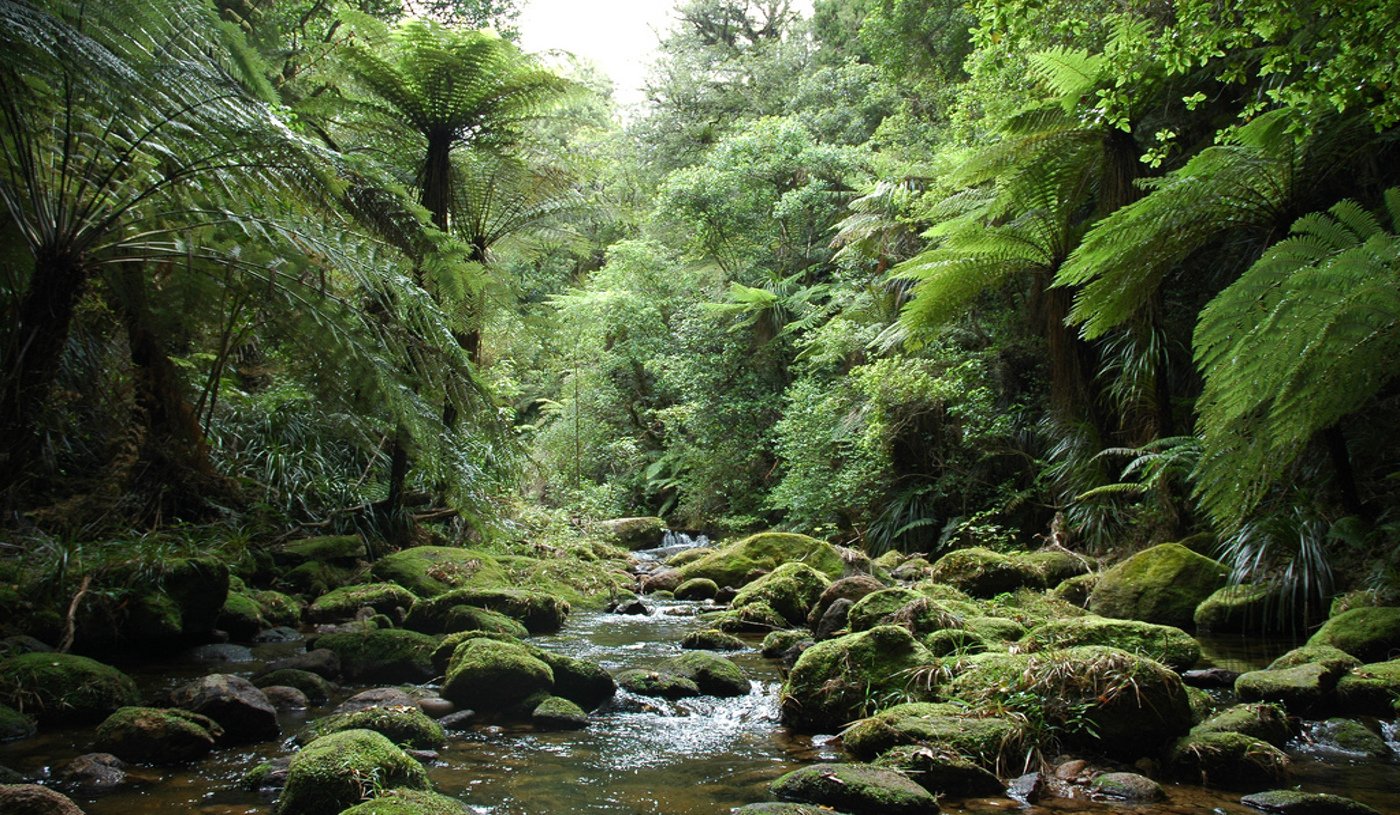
[770,762,941,814]
[252,668,333,704]
[0,653,139,724]
[674,578,719,601]
[1088,543,1227,628]
[534,651,616,711]
[54,753,128,795]
[1309,718,1390,758]
[276,729,430,815]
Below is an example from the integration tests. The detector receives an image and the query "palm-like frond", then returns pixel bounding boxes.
[1192,188,1400,527]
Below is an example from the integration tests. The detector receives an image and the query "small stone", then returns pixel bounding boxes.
[263,648,341,679]
[1183,667,1241,688]
[261,686,309,711]
[438,710,476,730]
[1090,772,1165,802]
[55,752,128,794]
[1007,771,1043,804]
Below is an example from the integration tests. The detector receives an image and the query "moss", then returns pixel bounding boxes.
[666,548,713,568]
[338,789,470,815]
[405,587,568,634]
[760,629,810,657]
[371,546,510,598]
[769,762,940,815]
[709,601,789,633]
[280,561,357,597]
[1168,731,1289,787]
[597,517,666,550]
[218,592,267,640]
[532,651,615,710]
[252,590,302,627]
[1334,658,1400,716]
[960,615,1026,643]
[1194,584,1275,633]
[1016,550,1094,587]
[980,587,1088,627]
[124,591,184,642]
[682,629,747,651]
[1268,645,1363,673]
[532,696,589,730]
[0,652,138,723]
[842,702,1013,768]
[1236,662,1344,714]
[870,743,1004,796]
[779,625,936,732]
[252,669,332,705]
[1020,615,1201,670]
[277,535,366,564]
[277,729,429,815]
[430,630,522,673]
[675,532,845,588]
[1088,543,1228,628]
[1052,572,1099,607]
[846,588,974,636]
[298,705,445,749]
[927,547,1035,597]
[1306,606,1400,662]
[93,706,221,764]
[441,638,554,714]
[923,628,988,657]
[667,652,748,696]
[674,578,719,601]
[731,563,831,626]
[616,669,701,699]
[311,630,437,683]
[1239,790,1382,815]
[0,703,35,741]
[307,583,417,624]
[1194,703,1294,747]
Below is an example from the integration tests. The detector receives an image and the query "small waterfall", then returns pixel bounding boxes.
[633,530,710,562]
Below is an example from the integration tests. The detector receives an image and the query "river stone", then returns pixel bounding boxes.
[674,578,719,601]
[1194,703,1294,747]
[335,688,419,714]
[927,547,1034,597]
[310,629,437,683]
[307,583,416,624]
[0,703,35,741]
[871,744,1004,796]
[1168,731,1290,787]
[297,705,445,749]
[0,783,88,814]
[666,652,748,696]
[169,674,279,743]
[814,597,854,640]
[263,647,341,680]
[1020,615,1201,670]
[1240,790,1382,815]
[599,517,666,549]
[731,562,831,626]
[770,762,940,814]
[338,789,470,814]
[534,652,616,710]
[261,686,309,711]
[733,806,838,815]
[93,706,222,764]
[1306,607,1400,662]
[532,696,589,730]
[370,546,509,598]
[0,653,139,724]
[1334,658,1400,716]
[405,588,569,634]
[1091,772,1165,802]
[1088,543,1227,628]
[616,669,700,700]
[780,625,935,732]
[187,643,254,663]
[1309,718,1389,758]
[842,703,1013,768]
[54,753,128,794]
[806,576,886,630]
[252,668,333,704]
[441,638,554,714]
[681,628,746,651]
[1235,662,1344,715]
[761,629,811,659]
[274,534,366,566]
[277,729,430,815]
[217,591,267,641]
[675,532,845,589]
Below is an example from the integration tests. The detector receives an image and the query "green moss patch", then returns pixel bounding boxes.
[1088,543,1227,629]
[277,729,430,815]
[0,652,138,724]
[675,532,844,589]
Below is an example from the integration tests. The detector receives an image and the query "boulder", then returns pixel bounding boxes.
[674,578,719,601]
[680,629,746,651]
[531,696,589,730]
[813,598,853,641]
[731,563,831,626]
[216,592,267,641]
[276,729,429,815]
[1088,543,1227,628]
[1334,659,1400,716]
[807,575,884,629]
[273,534,366,566]
[1168,731,1289,788]
[1020,615,1201,670]
[169,674,278,743]
[871,744,1004,796]
[1269,645,1363,673]
[93,706,222,764]
[666,652,748,697]
[598,517,666,550]
[779,625,935,732]
[1052,572,1099,607]
[846,589,972,636]
[927,547,1034,597]
[0,703,35,741]
[310,630,437,683]
[1193,703,1294,747]
[0,653,138,724]
[338,789,470,814]
[370,546,509,598]
[675,532,845,589]
[252,668,333,705]
[1306,607,1400,662]
[842,702,1013,769]
[404,588,568,634]
[1236,662,1345,715]
[534,652,615,710]
[708,601,789,634]
[1240,790,1382,815]
[0,783,87,814]
[54,753,128,794]
[770,762,941,814]
[430,631,522,674]
[307,583,417,624]
[441,638,554,714]
[616,669,701,700]
[1194,584,1280,633]
[761,629,811,658]
[251,590,303,628]
[297,705,445,749]
[262,686,309,711]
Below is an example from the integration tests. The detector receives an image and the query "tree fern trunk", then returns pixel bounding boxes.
[1323,425,1366,519]
[420,129,453,231]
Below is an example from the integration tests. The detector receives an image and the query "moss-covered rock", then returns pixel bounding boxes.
[275,534,366,565]
[1268,645,1363,673]
[1306,606,1400,662]
[675,532,844,589]
[598,517,666,550]
[1239,790,1382,815]
[666,652,748,696]
[616,669,701,699]
[1020,615,1201,670]
[1052,572,1099,607]
[842,702,1013,769]
[731,563,831,626]
[1193,703,1294,747]
[338,789,469,815]
[806,575,885,629]
[1334,658,1400,716]
[279,561,357,597]
[871,743,1004,796]
[927,547,1034,597]
[251,590,302,627]
[0,784,87,815]
[532,651,615,710]
[0,703,35,742]
[761,629,810,658]
[1168,731,1289,788]
[960,615,1026,643]
[277,729,429,815]
[371,546,510,598]
[93,706,221,764]
[439,606,530,638]
[429,630,522,673]
[251,669,332,705]
[922,628,988,657]
[169,673,279,742]
[531,696,589,730]
[666,547,713,568]
[298,705,445,749]
[404,588,568,634]
[0,653,138,724]
[780,625,935,732]
[311,630,438,684]
[1088,543,1228,629]
[217,592,266,641]
[681,629,747,651]
[769,762,941,815]
[307,583,417,624]
[1194,584,1280,633]
[846,588,972,636]
[441,638,554,714]
[674,578,719,601]
[1018,550,1095,588]
[708,601,789,634]
[1235,662,1345,715]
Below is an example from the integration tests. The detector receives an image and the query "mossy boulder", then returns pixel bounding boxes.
[846,589,972,636]
[71,557,229,649]
[1269,645,1363,673]
[1306,606,1400,662]
[0,653,138,724]
[674,578,719,601]
[429,631,522,673]
[960,615,1025,643]
[666,652,748,697]
[616,669,701,699]
[770,762,941,815]
[371,546,509,598]
[169,673,278,743]
[298,705,445,749]
[1052,572,1099,607]
[1312,717,1389,757]
[533,651,615,710]
[405,588,568,634]
[531,696,589,730]
[681,629,746,651]
[675,532,844,589]
[252,669,332,705]
[666,547,713,568]
[1168,731,1289,788]
[279,561,356,597]
[807,575,885,629]
[311,630,438,684]
[251,590,303,627]
[731,563,831,626]
[761,629,811,658]
[1020,615,1201,670]
[780,625,935,732]
[1088,543,1228,628]
[1193,703,1294,747]
[277,729,429,815]
[871,744,1004,796]
[0,784,87,815]
[708,601,789,633]
[1236,662,1346,715]
[927,547,1033,597]
[440,606,530,638]
[1240,790,1382,815]
[1334,659,1400,716]
[0,703,34,742]
[1017,549,1095,587]
[338,789,469,815]
[307,583,417,624]
[598,517,666,550]
[274,534,366,565]
[217,592,266,641]
[93,706,221,764]
[1194,584,1277,633]
[441,638,554,714]
[842,702,1013,769]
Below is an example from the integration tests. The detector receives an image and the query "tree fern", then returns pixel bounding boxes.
[1192,188,1400,527]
